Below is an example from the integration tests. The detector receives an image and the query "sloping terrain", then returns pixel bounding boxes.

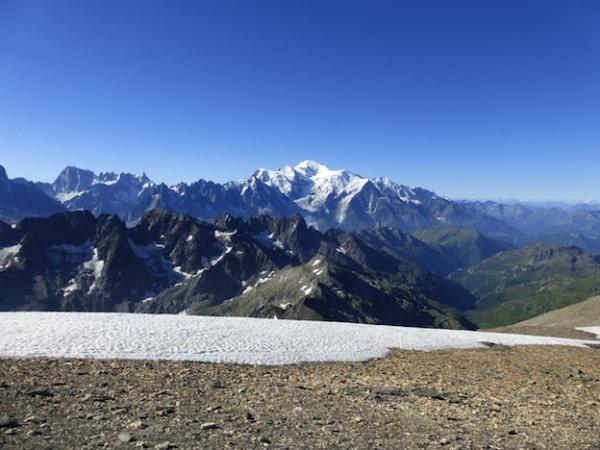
[205,255,475,329]
[510,295,600,329]
[450,244,600,328]
[488,296,600,339]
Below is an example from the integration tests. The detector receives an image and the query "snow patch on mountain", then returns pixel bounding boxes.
[83,249,104,293]
[0,312,596,365]
[0,244,22,270]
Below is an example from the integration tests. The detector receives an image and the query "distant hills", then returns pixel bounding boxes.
[451,244,600,328]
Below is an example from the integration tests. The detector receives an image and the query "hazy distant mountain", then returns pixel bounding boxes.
[0,209,476,329]
[468,200,600,251]
[0,165,65,223]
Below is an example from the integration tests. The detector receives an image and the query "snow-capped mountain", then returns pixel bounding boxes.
[2,161,520,238]
[253,160,517,235]
[42,166,155,215]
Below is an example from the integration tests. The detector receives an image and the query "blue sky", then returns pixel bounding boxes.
[0,0,599,201]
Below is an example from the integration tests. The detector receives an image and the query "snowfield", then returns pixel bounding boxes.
[577,327,600,338]
[0,312,596,365]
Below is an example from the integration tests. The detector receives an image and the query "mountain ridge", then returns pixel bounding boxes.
[4,161,600,252]
[0,209,477,329]
[1,162,522,240]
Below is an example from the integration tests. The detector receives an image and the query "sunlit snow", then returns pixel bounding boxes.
[0,312,595,365]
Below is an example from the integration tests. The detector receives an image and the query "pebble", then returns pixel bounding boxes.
[200,422,220,430]
[0,415,18,428]
[208,379,224,389]
[118,432,134,443]
[128,419,145,430]
[27,387,53,397]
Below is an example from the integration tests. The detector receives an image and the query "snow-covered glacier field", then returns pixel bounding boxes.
[0,312,596,365]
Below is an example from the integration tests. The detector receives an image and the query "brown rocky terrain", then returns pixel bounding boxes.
[2,345,600,450]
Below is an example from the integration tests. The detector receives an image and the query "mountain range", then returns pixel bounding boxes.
[0,162,520,238]
[3,160,600,330]
[3,161,600,252]
[0,209,482,329]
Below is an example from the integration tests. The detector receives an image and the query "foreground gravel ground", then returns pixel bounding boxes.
[1,346,600,450]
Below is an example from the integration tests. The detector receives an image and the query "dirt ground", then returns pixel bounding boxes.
[2,346,600,450]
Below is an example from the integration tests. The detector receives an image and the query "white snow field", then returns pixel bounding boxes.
[0,312,596,365]
[577,327,600,338]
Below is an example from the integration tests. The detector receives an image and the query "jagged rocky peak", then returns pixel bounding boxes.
[0,165,9,181]
[0,165,12,202]
[53,166,153,194]
[53,166,96,194]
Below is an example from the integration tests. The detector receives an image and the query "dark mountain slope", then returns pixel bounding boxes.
[0,209,475,329]
[413,227,514,274]
[0,165,65,223]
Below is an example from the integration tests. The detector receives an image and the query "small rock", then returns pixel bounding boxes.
[200,422,219,430]
[208,379,224,389]
[571,368,584,377]
[245,409,258,421]
[27,387,53,397]
[371,387,406,397]
[24,416,44,424]
[412,386,446,400]
[0,415,18,428]
[82,393,114,402]
[154,442,176,449]
[156,407,175,416]
[128,420,145,430]
[258,436,271,444]
[118,432,134,443]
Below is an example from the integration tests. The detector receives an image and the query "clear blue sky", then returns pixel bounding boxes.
[0,0,599,201]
